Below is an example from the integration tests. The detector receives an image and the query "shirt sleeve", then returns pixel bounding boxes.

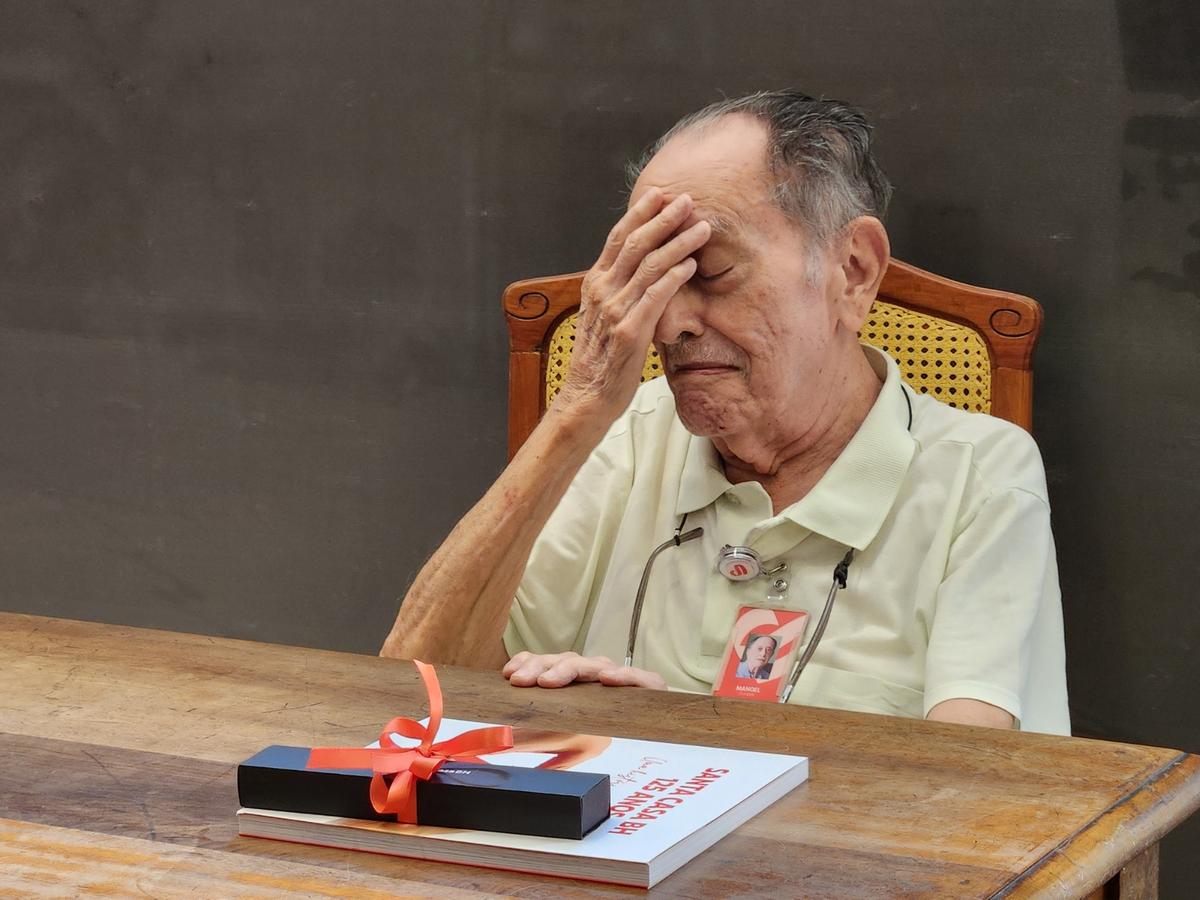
[922,486,1069,733]
[503,430,634,658]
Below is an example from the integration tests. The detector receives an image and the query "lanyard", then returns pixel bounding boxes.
[625,512,854,702]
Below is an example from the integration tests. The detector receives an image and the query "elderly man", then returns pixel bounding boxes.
[382,91,1069,735]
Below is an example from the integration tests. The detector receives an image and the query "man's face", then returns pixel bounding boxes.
[630,115,843,443]
[747,635,774,668]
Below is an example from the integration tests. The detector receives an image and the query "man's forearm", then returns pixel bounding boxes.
[382,190,707,669]
[926,698,1015,730]
[380,405,609,668]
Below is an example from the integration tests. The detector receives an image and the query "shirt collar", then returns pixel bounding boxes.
[675,430,729,516]
[674,346,917,550]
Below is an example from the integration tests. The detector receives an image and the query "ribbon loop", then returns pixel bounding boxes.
[307,659,513,823]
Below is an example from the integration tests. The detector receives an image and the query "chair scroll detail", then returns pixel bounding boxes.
[503,258,1043,460]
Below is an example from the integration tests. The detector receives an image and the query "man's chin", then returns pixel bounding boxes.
[672,394,739,438]
[665,374,751,432]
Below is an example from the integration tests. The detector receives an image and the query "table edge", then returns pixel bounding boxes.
[993,751,1200,898]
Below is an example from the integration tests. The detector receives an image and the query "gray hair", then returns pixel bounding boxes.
[627,90,892,244]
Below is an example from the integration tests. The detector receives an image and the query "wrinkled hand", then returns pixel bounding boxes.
[502,651,667,690]
[553,188,711,420]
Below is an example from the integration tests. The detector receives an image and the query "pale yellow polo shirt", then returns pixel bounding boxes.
[505,346,1070,735]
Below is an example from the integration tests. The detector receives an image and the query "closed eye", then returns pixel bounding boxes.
[697,266,733,281]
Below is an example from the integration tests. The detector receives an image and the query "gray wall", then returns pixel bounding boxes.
[3,1,1198,892]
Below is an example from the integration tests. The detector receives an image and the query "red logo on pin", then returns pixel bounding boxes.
[730,564,749,577]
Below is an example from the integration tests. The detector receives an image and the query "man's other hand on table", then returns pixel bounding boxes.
[503,651,667,690]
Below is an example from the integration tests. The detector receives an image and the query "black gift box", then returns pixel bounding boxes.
[237,745,610,840]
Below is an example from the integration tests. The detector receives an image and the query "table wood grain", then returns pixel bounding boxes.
[2,613,1197,898]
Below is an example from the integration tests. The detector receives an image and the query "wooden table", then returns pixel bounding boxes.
[2,614,1197,898]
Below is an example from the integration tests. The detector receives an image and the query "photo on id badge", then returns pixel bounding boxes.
[713,606,810,702]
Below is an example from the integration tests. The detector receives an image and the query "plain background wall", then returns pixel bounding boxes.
[3,1,1198,891]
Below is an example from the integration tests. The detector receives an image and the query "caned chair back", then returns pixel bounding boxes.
[502,259,1042,459]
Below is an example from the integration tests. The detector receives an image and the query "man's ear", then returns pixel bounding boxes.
[834,216,890,332]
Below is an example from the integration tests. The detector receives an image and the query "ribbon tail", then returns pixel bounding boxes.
[412,659,444,753]
[372,769,423,823]
[399,780,419,824]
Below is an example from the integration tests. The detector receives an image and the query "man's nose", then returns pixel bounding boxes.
[654,279,705,345]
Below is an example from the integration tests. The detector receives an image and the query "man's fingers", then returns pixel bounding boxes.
[504,652,621,688]
[536,655,614,687]
[597,666,668,690]
[608,193,695,284]
[625,257,698,331]
[627,220,710,300]
[595,188,665,271]
[505,651,571,685]
[501,650,535,677]
[504,653,665,691]
[584,219,707,348]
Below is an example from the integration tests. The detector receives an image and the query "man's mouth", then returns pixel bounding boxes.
[669,362,739,376]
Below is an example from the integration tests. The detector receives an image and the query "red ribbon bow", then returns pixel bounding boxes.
[306,659,513,823]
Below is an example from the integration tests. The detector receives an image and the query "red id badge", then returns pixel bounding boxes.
[712,606,810,702]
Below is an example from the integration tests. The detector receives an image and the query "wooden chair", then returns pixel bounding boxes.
[502,259,1043,459]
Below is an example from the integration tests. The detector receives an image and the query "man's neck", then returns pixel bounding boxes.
[713,347,883,514]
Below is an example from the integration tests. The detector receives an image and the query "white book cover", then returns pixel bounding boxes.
[237,718,809,888]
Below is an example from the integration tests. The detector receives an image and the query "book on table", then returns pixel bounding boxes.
[237,718,809,889]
